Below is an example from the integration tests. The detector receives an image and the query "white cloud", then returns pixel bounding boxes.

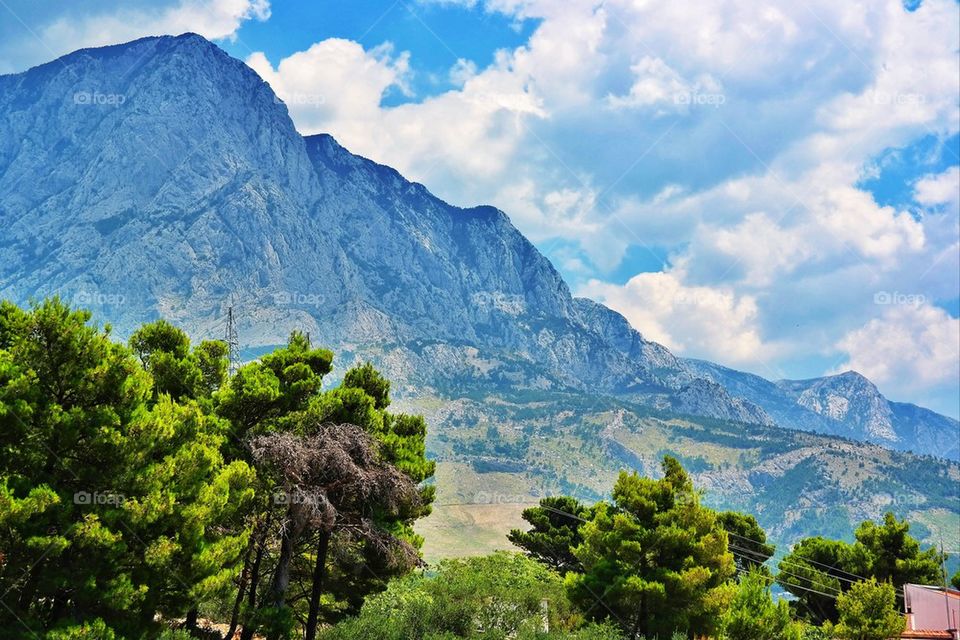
[244,14,556,186]
[834,303,960,393]
[606,57,722,113]
[246,39,411,133]
[449,58,478,86]
[914,166,960,211]
[122,0,960,413]
[582,271,778,368]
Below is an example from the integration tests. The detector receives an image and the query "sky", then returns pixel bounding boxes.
[1,0,958,417]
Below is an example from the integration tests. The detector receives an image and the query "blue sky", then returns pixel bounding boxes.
[1,0,958,417]
[220,1,539,107]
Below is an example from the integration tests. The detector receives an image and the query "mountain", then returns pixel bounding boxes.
[685,361,960,460]
[0,33,955,456]
[0,33,772,425]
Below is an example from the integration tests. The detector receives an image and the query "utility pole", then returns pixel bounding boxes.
[941,538,956,639]
[224,305,240,377]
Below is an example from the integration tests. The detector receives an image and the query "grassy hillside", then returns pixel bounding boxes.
[405,390,960,565]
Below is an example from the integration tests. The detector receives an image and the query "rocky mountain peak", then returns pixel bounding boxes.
[1,33,956,460]
[777,373,895,441]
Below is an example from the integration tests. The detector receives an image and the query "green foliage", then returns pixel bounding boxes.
[719,571,804,640]
[508,496,592,574]
[800,627,831,640]
[951,569,960,590]
[342,362,391,410]
[214,341,435,639]
[193,340,230,398]
[830,579,905,640]
[533,626,623,640]
[718,511,775,572]
[566,456,736,638]
[0,299,255,637]
[849,512,944,587]
[778,512,944,623]
[0,302,436,639]
[156,631,195,640]
[216,330,333,440]
[44,618,118,640]
[129,319,222,402]
[777,536,850,622]
[324,552,609,639]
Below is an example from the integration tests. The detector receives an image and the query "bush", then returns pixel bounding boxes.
[45,619,118,640]
[324,552,600,639]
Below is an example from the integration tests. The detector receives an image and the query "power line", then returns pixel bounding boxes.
[433,498,912,600]
[737,568,843,602]
[726,545,895,601]
[437,509,844,602]
[727,542,898,594]
[726,530,880,585]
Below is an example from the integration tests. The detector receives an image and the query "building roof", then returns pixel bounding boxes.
[900,631,954,639]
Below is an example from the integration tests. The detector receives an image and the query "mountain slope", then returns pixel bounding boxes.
[403,390,959,562]
[0,34,767,424]
[685,360,960,459]
[0,33,955,461]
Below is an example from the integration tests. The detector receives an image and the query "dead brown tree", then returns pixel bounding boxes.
[248,423,422,640]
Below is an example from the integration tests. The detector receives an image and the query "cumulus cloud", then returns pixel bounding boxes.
[244,12,554,187]
[247,40,412,134]
[833,303,960,393]
[606,56,725,116]
[914,166,960,211]
[582,271,779,369]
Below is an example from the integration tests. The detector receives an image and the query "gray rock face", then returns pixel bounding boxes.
[1,34,956,459]
[778,372,897,441]
[671,378,775,426]
[685,360,959,459]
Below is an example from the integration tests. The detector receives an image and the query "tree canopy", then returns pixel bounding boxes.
[0,299,254,637]
[0,298,953,640]
[777,512,944,623]
[508,496,593,574]
[830,579,905,640]
[565,457,736,639]
[0,300,435,640]
[323,552,619,640]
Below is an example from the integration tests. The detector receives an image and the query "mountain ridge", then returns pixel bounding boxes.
[0,33,956,460]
